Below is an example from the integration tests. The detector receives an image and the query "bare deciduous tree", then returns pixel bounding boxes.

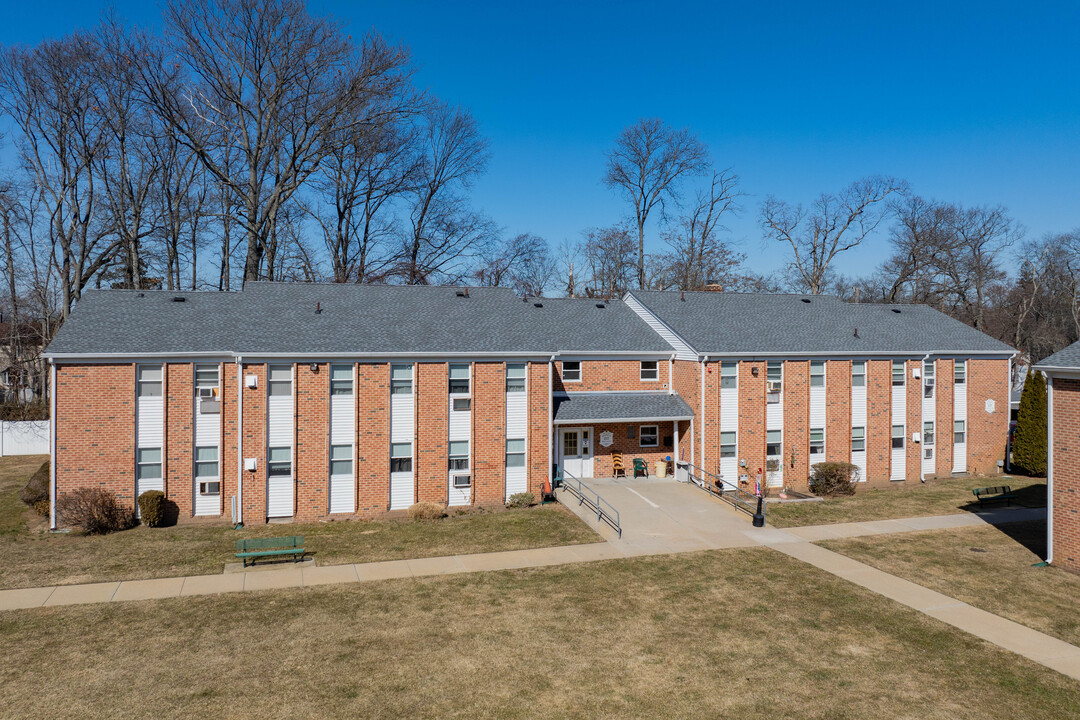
[473,233,555,296]
[604,118,709,290]
[761,176,908,295]
[660,168,743,290]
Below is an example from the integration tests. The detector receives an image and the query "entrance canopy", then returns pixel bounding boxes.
[553,392,694,425]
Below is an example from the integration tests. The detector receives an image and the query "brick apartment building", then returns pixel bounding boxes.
[43,283,1014,528]
[1035,342,1080,573]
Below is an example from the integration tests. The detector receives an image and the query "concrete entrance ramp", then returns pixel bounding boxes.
[556,477,760,555]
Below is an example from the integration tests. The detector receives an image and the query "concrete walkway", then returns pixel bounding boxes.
[0,485,1071,680]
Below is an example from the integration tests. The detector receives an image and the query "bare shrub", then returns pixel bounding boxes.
[506,492,535,509]
[57,488,136,534]
[19,461,49,511]
[407,502,446,521]
[809,462,859,497]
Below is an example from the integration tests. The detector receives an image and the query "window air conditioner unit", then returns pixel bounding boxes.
[924,448,934,460]
[199,480,221,495]
[198,387,216,400]
[766,380,782,393]
[453,474,472,489]
[924,377,935,387]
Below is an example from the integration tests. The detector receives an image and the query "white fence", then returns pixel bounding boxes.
[0,421,49,456]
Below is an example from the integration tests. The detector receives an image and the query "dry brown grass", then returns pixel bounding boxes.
[768,474,1046,527]
[0,456,600,590]
[2,547,1078,718]
[822,519,1080,647]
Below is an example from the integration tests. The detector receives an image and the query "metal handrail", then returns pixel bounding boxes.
[677,460,765,524]
[556,468,622,538]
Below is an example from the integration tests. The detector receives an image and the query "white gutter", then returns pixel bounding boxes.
[49,360,57,531]
[1047,375,1054,564]
[695,350,1014,358]
[236,357,244,526]
[553,415,695,425]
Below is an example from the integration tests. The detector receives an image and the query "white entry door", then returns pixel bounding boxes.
[560,428,594,479]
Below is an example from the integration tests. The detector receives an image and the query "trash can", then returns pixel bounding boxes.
[655,460,668,478]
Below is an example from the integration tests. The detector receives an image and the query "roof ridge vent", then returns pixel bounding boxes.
[533,302,543,308]
[171,296,186,302]
[891,308,901,314]
[595,302,605,308]
[801,298,811,304]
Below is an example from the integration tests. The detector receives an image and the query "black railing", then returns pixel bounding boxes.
[555,467,622,538]
[676,460,765,525]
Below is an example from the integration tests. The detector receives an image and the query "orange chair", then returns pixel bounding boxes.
[611,453,627,478]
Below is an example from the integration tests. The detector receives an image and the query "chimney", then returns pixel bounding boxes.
[702,284,724,292]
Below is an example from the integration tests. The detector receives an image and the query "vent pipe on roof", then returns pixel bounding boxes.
[854,327,859,338]
[680,292,685,301]
[316,302,321,314]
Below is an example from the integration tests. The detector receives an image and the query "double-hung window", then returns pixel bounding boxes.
[137,447,162,481]
[923,360,935,398]
[720,362,737,389]
[268,447,291,477]
[810,362,825,387]
[449,440,469,471]
[767,361,782,403]
[330,445,352,476]
[640,360,659,381]
[506,363,526,392]
[137,366,163,397]
[639,425,658,447]
[954,420,966,444]
[892,361,905,387]
[562,361,581,383]
[852,361,865,387]
[330,365,353,395]
[449,364,470,395]
[892,425,905,449]
[852,427,865,452]
[809,429,825,455]
[391,443,413,473]
[720,431,736,458]
[923,421,935,446]
[391,364,413,395]
[506,439,526,467]
[268,365,292,396]
[195,365,218,394]
[195,447,219,495]
[766,430,782,457]
[955,360,966,384]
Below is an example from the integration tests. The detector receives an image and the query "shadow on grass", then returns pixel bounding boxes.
[954,483,1047,558]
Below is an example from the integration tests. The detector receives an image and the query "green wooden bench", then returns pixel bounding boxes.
[972,486,1017,508]
[235,536,305,568]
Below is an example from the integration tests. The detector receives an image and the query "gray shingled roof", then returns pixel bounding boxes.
[629,290,1014,356]
[553,392,694,424]
[45,283,672,356]
[1036,340,1080,370]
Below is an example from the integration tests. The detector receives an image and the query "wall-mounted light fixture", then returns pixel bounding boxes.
[309,363,319,373]
[751,367,759,377]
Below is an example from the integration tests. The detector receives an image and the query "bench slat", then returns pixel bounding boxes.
[235,548,305,558]
[235,536,304,552]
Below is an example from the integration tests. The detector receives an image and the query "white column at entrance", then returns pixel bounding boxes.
[673,420,680,480]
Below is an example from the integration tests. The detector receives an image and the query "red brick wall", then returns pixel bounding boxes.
[672,360,700,467]
[295,362,329,521]
[585,421,678,477]
[701,360,720,475]
[164,363,194,518]
[528,361,550,495]
[356,363,390,515]
[55,364,136,509]
[784,361,810,491]
[935,359,955,478]
[553,358,670,392]
[473,362,505,506]
[826,360,851,463]
[968,358,1009,476]
[1052,377,1080,572]
[739,361,766,478]
[866,359,893,486]
[240,364,267,523]
[416,362,449,504]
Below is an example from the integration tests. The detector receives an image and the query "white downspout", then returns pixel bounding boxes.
[236,356,244,526]
[49,360,57,530]
[548,356,554,481]
[668,353,675,395]
[1047,374,1054,564]
[920,352,931,482]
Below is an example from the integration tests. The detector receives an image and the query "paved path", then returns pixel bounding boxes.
[0,482,1071,680]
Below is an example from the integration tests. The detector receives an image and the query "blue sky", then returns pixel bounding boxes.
[3,1,1079,280]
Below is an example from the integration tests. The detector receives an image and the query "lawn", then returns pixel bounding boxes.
[767,474,1046,528]
[2,547,1079,719]
[0,456,600,590]
[821,519,1080,648]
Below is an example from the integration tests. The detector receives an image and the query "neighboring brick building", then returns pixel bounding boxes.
[1035,343,1080,573]
[44,283,1014,528]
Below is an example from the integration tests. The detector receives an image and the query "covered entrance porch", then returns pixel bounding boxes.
[553,392,695,481]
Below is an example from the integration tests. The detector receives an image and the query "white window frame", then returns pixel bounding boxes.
[137,365,163,397]
[766,361,783,403]
[195,365,219,392]
[766,429,782,457]
[923,421,935,447]
[268,365,292,397]
[954,420,966,444]
[955,360,967,384]
[391,442,413,473]
[506,438,526,468]
[719,431,736,458]
[449,363,471,395]
[195,446,219,495]
[892,361,905,387]
[391,364,413,395]
[639,425,659,448]
[562,361,581,383]
[810,361,825,387]
[330,364,353,396]
[720,361,737,389]
[506,363,526,393]
[449,440,470,471]
[852,361,866,388]
[640,360,659,381]
[267,446,292,478]
[809,428,825,455]
[851,427,865,452]
[137,447,162,481]
[330,444,353,476]
[892,425,905,449]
